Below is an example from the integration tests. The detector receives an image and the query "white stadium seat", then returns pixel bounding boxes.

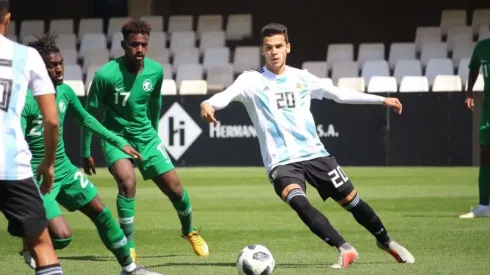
[203,47,230,71]
[337,77,365,92]
[207,64,234,91]
[420,42,448,67]
[452,43,474,68]
[415,27,442,51]
[357,43,385,66]
[457,58,470,84]
[173,47,200,70]
[399,76,429,92]
[425,58,454,84]
[331,61,359,83]
[367,76,398,93]
[78,18,103,41]
[200,31,225,51]
[61,48,78,65]
[233,46,260,73]
[141,15,164,32]
[49,19,74,35]
[79,33,106,59]
[179,80,208,95]
[83,49,109,74]
[394,59,422,83]
[302,61,328,78]
[226,14,252,40]
[161,79,177,95]
[440,9,467,35]
[388,42,416,68]
[168,15,193,33]
[176,64,203,85]
[327,43,354,66]
[432,75,462,92]
[64,80,85,96]
[361,60,390,84]
[197,15,223,34]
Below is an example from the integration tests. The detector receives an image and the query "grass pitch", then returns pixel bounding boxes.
[0,167,488,274]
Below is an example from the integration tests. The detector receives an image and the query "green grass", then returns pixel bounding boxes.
[1,167,489,274]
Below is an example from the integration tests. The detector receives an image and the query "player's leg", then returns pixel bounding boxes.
[0,178,64,274]
[138,137,208,256]
[269,164,357,268]
[103,140,138,259]
[304,156,414,264]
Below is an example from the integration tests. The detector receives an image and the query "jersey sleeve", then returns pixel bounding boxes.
[201,72,248,110]
[27,47,56,96]
[147,68,163,132]
[66,87,128,151]
[469,42,481,71]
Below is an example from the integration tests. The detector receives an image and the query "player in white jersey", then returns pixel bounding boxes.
[0,1,64,274]
[201,23,415,269]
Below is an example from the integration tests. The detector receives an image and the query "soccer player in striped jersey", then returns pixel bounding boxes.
[200,23,415,269]
[0,2,65,274]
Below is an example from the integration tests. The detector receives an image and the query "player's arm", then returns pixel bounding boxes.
[200,73,247,123]
[80,72,105,159]
[147,70,163,132]
[466,43,481,110]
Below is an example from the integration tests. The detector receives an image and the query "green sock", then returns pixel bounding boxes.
[171,189,194,235]
[117,194,136,250]
[479,165,490,205]
[91,206,133,267]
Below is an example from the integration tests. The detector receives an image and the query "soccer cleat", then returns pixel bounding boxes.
[130,248,137,263]
[182,230,209,256]
[459,206,490,219]
[19,249,36,269]
[331,246,358,269]
[377,240,415,264]
[120,266,163,275]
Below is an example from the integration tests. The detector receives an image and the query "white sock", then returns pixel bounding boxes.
[122,262,137,272]
[478,205,489,211]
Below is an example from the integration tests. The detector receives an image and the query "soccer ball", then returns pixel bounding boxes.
[236,245,275,275]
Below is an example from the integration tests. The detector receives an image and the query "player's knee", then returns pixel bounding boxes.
[285,188,310,211]
[52,236,73,250]
[481,145,490,165]
[342,194,377,219]
[280,183,303,201]
[118,179,136,197]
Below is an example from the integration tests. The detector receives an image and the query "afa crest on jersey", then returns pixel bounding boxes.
[143,79,153,92]
[58,100,66,113]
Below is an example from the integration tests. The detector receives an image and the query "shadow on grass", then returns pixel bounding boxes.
[59,254,181,262]
[146,261,393,269]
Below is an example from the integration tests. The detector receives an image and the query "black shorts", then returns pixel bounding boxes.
[0,178,48,238]
[268,156,354,201]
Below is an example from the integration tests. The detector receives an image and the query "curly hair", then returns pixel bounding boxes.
[27,32,60,56]
[121,18,152,40]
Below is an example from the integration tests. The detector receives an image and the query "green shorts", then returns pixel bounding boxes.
[42,165,98,220]
[102,134,174,180]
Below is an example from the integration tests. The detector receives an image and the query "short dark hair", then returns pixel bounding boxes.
[0,0,9,24]
[260,23,289,43]
[121,18,152,40]
[27,33,60,57]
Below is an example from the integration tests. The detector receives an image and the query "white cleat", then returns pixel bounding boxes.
[459,206,490,219]
[377,240,415,264]
[331,246,359,269]
[19,249,36,269]
[120,266,163,275]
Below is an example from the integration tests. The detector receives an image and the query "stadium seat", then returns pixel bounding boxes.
[161,79,177,95]
[226,14,252,40]
[57,34,77,50]
[107,17,129,43]
[415,27,442,51]
[337,77,365,92]
[110,32,124,58]
[207,64,234,91]
[168,15,193,33]
[176,64,203,85]
[20,20,44,40]
[399,76,430,92]
[64,80,85,96]
[233,46,260,73]
[420,42,448,67]
[49,19,74,35]
[83,49,109,73]
[7,20,15,36]
[388,42,416,69]
[425,58,454,84]
[151,52,171,65]
[472,9,490,34]
[457,58,470,84]
[6,35,17,42]
[170,31,196,54]
[179,80,208,95]
[440,9,467,35]
[85,65,99,90]
[452,43,474,68]
[478,26,490,41]
[162,63,173,79]
[64,65,83,81]
[22,34,36,44]
[357,43,385,66]
[148,31,167,49]
[200,31,225,51]
[361,60,390,84]
[447,26,473,51]
[61,49,78,65]
[197,15,223,34]
[466,74,484,91]
[78,18,103,42]
[173,47,200,70]
[148,45,171,60]
[331,61,359,83]
[203,47,230,71]
[367,76,398,93]
[79,33,106,59]
[302,61,328,78]
[432,75,462,92]
[141,15,164,32]
[326,44,354,66]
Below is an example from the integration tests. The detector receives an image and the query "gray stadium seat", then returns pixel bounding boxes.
[425,58,454,84]
[85,65,100,90]
[197,15,223,34]
[7,20,15,35]
[452,42,474,68]
[141,16,164,32]
[57,34,77,50]
[302,61,328,78]
[200,31,225,51]
[226,14,252,40]
[173,48,200,70]
[361,60,390,84]
[179,80,208,95]
[83,49,109,73]
[60,48,78,65]
[151,52,171,65]
[472,9,490,34]
[331,61,359,83]
[207,64,234,91]
[357,43,385,66]
[170,31,196,54]
[168,15,193,33]
[399,76,429,92]
[393,59,422,83]
[415,27,442,51]
[337,77,365,92]
[148,31,167,50]
[420,42,448,67]
[64,65,83,81]
[388,42,416,69]
[432,75,462,92]
[107,17,129,43]
[367,76,397,93]
[478,26,490,41]
[176,64,203,85]
[78,18,103,42]
[20,20,44,41]
[22,34,36,44]
[457,58,470,84]
[440,9,467,35]
[447,26,473,51]
[6,34,17,42]
[203,47,230,71]
[162,63,173,79]
[326,43,354,67]
[233,46,260,73]
[110,32,124,58]
[49,19,74,35]
[79,33,106,59]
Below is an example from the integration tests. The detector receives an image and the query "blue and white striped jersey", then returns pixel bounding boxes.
[0,35,56,180]
[204,65,385,174]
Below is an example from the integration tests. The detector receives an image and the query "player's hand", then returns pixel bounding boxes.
[383,97,403,115]
[200,102,217,124]
[465,96,474,111]
[122,145,143,161]
[36,161,54,194]
[82,157,96,175]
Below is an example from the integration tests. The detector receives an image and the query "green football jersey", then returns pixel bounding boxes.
[81,57,163,158]
[469,38,490,95]
[21,83,129,173]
